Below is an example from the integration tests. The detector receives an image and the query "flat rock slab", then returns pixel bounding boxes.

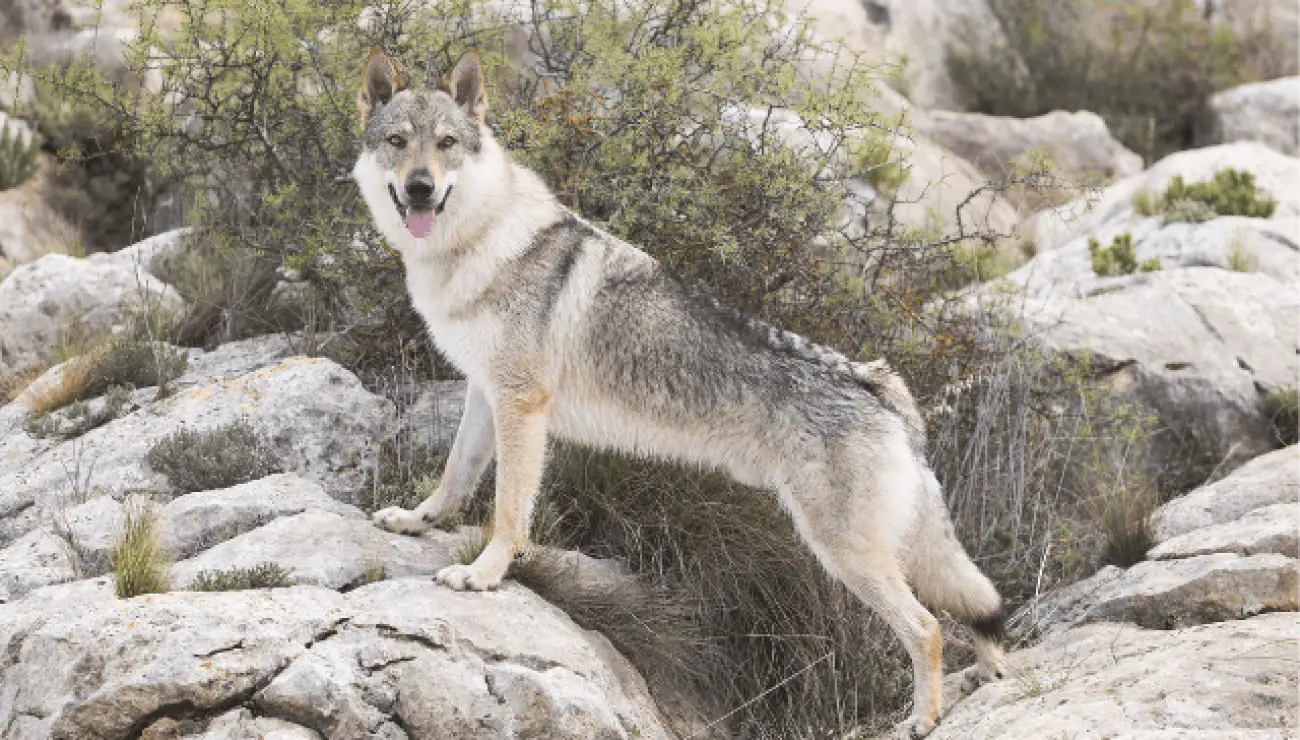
[1154,445,1299,542]
[1149,503,1299,560]
[170,510,458,591]
[932,613,1299,738]
[159,474,365,560]
[0,580,672,740]
[1018,553,1298,634]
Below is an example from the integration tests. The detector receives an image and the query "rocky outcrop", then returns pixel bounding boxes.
[0,581,672,739]
[1210,77,1300,156]
[994,143,1300,469]
[1152,445,1298,541]
[1027,141,1299,253]
[941,441,1299,737]
[915,109,1143,181]
[0,348,395,548]
[0,230,190,378]
[934,613,1297,738]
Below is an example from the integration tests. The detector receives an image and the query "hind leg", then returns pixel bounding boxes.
[779,462,945,735]
[904,467,1009,685]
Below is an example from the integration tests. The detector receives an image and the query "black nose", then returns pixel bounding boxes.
[405,170,435,202]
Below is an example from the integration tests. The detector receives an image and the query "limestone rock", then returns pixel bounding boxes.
[1149,503,1298,561]
[916,109,1143,181]
[159,474,365,560]
[1210,77,1300,156]
[1019,553,1298,634]
[1028,141,1300,253]
[0,580,673,740]
[1153,446,1300,542]
[933,613,1298,738]
[0,251,185,378]
[0,356,394,549]
[170,511,457,591]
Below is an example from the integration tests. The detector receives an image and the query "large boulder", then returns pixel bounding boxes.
[0,354,395,548]
[915,109,1143,181]
[933,613,1298,738]
[0,234,188,378]
[1209,77,1300,156]
[998,267,1297,468]
[793,0,1004,110]
[0,580,673,739]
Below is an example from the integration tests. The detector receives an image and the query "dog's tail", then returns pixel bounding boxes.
[905,468,1008,678]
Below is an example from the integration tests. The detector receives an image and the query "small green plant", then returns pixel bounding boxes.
[147,420,281,494]
[1088,233,1137,276]
[855,134,909,196]
[1091,482,1158,566]
[0,125,39,190]
[1159,169,1277,220]
[1261,388,1298,447]
[111,504,170,598]
[360,557,386,585]
[190,562,297,591]
[1088,233,1162,276]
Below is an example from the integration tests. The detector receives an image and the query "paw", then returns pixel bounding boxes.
[436,562,505,591]
[372,506,433,536]
[895,713,937,738]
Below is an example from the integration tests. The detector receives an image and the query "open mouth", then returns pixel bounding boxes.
[388,182,455,240]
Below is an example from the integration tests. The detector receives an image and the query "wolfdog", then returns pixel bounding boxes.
[354,48,1007,735]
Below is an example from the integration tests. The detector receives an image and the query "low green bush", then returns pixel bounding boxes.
[190,562,297,591]
[147,420,281,494]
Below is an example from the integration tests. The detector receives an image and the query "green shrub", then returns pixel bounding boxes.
[147,420,281,494]
[1159,169,1277,220]
[1088,233,1137,276]
[1160,198,1217,225]
[190,562,297,591]
[948,0,1247,162]
[26,383,132,439]
[112,504,171,598]
[0,125,39,190]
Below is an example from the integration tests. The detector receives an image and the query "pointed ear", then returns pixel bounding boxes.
[358,48,405,124]
[445,52,487,122]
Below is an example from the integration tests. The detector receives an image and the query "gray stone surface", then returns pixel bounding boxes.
[1017,553,1298,634]
[917,109,1143,180]
[1210,77,1300,156]
[1149,503,1299,561]
[932,613,1299,738]
[0,356,395,549]
[1153,446,1299,542]
[170,511,458,591]
[0,580,673,740]
[159,474,365,560]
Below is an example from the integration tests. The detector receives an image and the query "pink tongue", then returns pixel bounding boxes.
[406,209,434,239]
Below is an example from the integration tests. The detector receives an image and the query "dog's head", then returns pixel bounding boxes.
[355,48,488,240]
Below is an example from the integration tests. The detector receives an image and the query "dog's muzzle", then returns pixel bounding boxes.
[388,182,454,219]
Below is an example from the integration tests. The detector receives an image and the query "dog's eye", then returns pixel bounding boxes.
[437,136,457,150]
[386,135,406,149]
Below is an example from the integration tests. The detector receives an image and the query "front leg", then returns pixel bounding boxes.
[374,384,495,535]
[437,383,550,591]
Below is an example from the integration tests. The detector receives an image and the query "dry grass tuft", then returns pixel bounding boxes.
[111,503,171,599]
